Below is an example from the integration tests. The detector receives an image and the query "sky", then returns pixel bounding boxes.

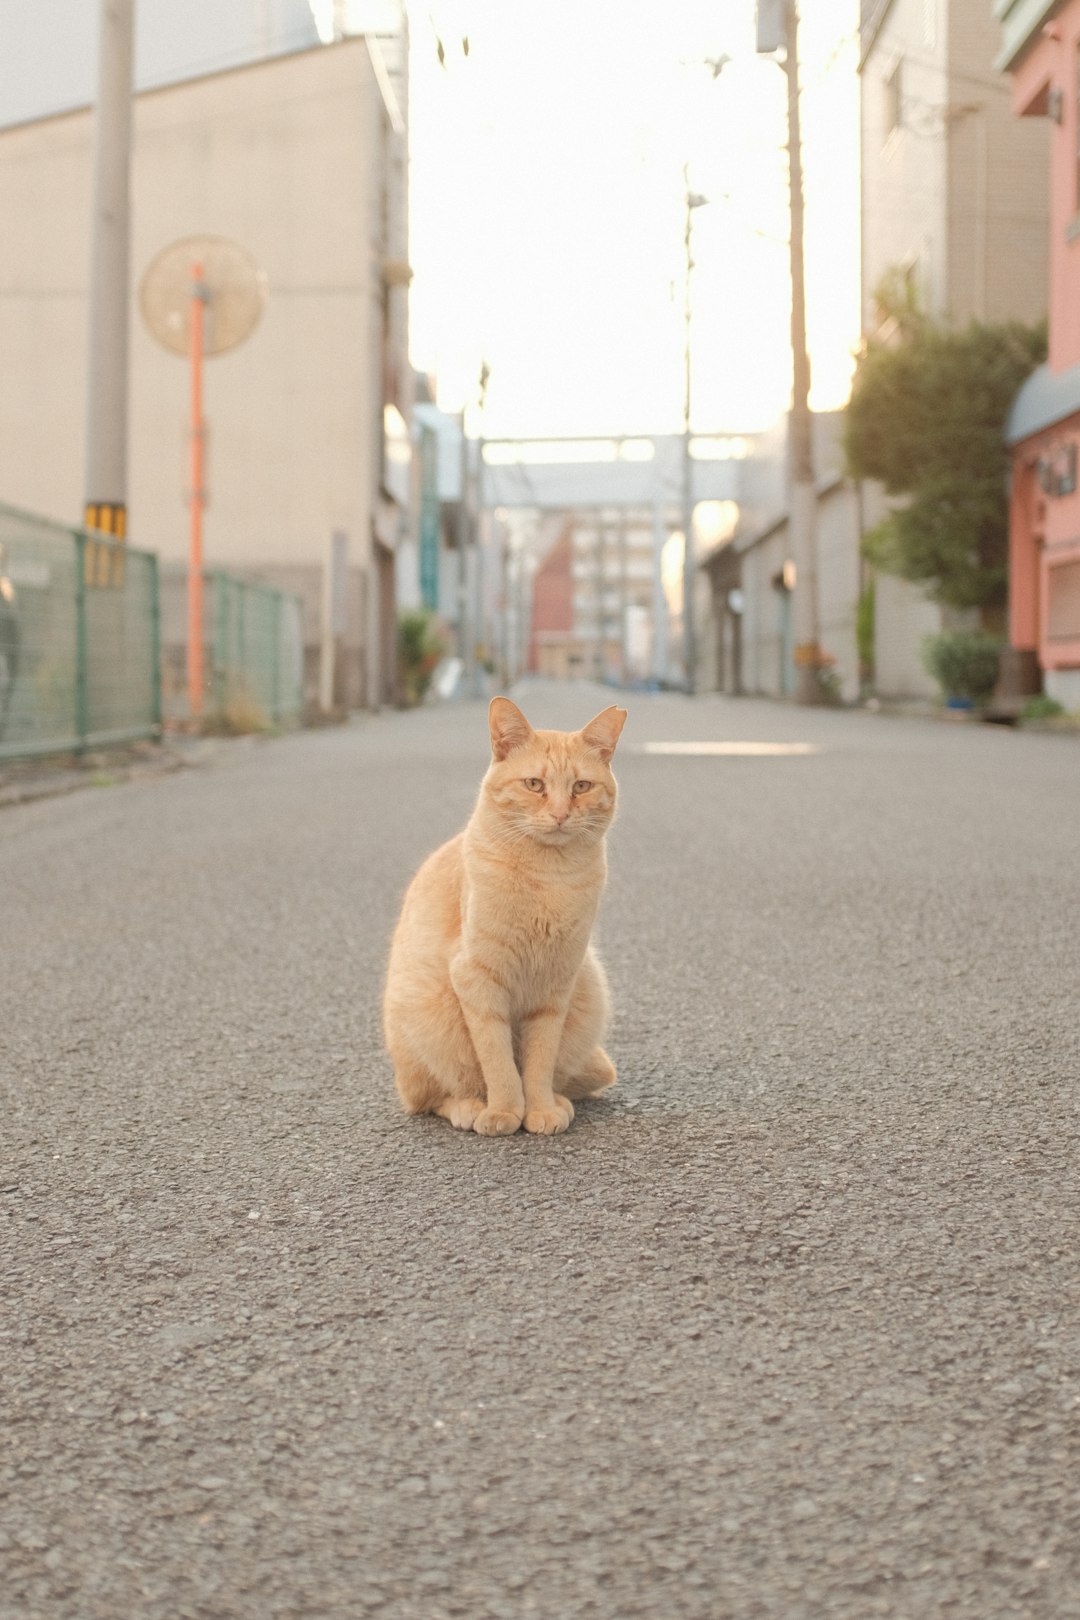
[404,0,861,440]
[0,0,859,445]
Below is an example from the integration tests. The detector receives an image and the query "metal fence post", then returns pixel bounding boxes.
[213,570,225,720]
[149,552,163,732]
[272,590,283,723]
[75,530,89,751]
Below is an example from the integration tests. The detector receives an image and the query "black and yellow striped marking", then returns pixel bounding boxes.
[83,502,127,588]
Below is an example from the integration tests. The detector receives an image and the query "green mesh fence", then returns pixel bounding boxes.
[210,571,304,727]
[0,503,161,761]
[160,567,305,728]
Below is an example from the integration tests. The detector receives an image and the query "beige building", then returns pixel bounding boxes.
[704,414,866,702]
[0,35,410,709]
[861,0,1048,332]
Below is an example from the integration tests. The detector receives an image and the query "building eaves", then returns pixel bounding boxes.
[994,0,1067,73]
[0,36,372,137]
[729,474,848,559]
[1005,360,1080,443]
[859,0,897,70]
[366,37,404,135]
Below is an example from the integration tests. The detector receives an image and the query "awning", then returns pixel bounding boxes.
[1006,361,1080,445]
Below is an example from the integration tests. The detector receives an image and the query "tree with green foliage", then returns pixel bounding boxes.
[844,296,1045,625]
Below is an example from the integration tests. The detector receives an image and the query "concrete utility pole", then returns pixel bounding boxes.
[781,1,823,704]
[462,361,490,698]
[682,173,709,696]
[84,0,135,547]
[651,486,669,686]
[457,411,474,691]
[617,508,630,685]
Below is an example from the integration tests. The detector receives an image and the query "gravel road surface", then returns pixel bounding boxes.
[3,684,1079,1620]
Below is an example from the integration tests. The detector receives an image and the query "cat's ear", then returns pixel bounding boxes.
[579,706,627,763]
[489,697,534,761]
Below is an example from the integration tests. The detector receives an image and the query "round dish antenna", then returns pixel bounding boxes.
[139,235,267,357]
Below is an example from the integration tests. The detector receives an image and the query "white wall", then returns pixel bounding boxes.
[816,484,862,701]
[740,529,791,699]
[737,484,862,703]
[1045,669,1080,709]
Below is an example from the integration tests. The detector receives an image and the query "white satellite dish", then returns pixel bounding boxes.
[139,235,267,357]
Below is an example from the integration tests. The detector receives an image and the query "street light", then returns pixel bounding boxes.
[682,175,709,696]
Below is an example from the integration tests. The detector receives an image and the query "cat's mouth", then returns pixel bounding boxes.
[537,823,574,843]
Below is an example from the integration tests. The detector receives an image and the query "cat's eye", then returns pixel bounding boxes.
[572,780,593,794]
[523,777,545,793]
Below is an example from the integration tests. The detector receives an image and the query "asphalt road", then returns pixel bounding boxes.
[2,683,1079,1620]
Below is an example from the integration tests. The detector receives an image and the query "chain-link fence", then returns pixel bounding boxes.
[160,567,305,729]
[0,503,160,761]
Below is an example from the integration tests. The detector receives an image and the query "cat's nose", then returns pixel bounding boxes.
[551,807,570,825]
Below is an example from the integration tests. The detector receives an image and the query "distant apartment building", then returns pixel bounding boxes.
[528,512,664,684]
[999,0,1080,708]
[0,25,410,710]
[857,0,1050,696]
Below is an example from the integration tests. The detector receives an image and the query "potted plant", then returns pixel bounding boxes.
[921,630,1003,710]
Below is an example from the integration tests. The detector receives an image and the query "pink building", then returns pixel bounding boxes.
[1001,0,1080,707]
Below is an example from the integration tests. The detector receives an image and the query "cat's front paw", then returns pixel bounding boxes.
[524,1096,574,1135]
[473,1107,523,1136]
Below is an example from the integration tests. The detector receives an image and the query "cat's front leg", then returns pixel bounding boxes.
[449,953,525,1134]
[519,1003,575,1135]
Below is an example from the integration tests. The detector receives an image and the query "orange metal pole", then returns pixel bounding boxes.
[188,261,206,719]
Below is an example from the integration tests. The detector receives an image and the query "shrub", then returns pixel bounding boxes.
[1020,693,1065,722]
[398,608,446,707]
[921,631,1003,703]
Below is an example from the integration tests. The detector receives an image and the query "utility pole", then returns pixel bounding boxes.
[467,361,490,698]
[781,1,822,704]
[617,508,630,685]
[651,484,669,686]
[84,0,134,555]
[457,410,474,692]
[682,173,709,695]
[473,431,486,691]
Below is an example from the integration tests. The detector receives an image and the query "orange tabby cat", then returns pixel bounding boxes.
[384,697,627,1135]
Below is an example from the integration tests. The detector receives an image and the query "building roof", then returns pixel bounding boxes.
[859,0,896,67]
[1005,360,1080,443]
[0,0,323,131]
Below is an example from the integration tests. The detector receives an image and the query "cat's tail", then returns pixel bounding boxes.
[560,1047,617,1100]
